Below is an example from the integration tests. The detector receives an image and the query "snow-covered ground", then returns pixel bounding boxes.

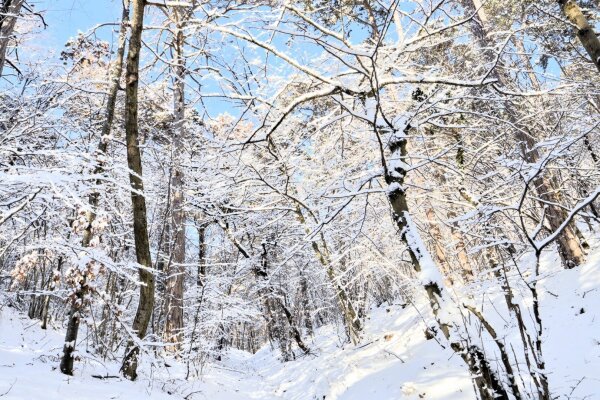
[0,302,474,399]
[1,250,599,399]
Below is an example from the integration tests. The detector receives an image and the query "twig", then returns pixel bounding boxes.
[0,379,16,397]
[383,349,405,363]
[91,374,120,380]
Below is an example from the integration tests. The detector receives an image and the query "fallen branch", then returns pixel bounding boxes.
[91,374,120,380]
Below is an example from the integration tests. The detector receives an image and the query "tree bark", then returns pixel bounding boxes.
[0,0,24,77]
[60,0,130,376]
[558,0,600,71]
[164,4,187,351]
[464,0,585,269]
[120,0,155,381]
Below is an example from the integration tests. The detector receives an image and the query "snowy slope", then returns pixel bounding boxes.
[1,250,599,400]
[542,252,600,397]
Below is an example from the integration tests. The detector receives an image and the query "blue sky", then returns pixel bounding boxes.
[30,0,241,117]
[35,0,121,46]
[29,1,561,118]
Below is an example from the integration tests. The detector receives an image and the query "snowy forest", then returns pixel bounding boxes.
[0,0,599,399]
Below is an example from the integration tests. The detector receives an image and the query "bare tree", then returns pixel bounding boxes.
[60,0,130,376]
[120,0,155,381]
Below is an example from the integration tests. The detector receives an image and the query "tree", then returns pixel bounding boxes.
[0,0,24,77]
[59,0,131,376]
[120,0,155,381]
[558,0,600,71]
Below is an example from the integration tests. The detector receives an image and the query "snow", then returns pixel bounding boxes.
[0,309,174,399]
[541,251,600,397]
[2,248,600,399]
[205,307,474,400]
[0,300,473,399]
[402,212,446,290]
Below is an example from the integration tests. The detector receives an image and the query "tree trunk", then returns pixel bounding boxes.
[558,0,600,71]
[164,5,187,350]
[41,256,63,330]
[385,128,509,400]
[0,0,24,77]
[59,0,130,376]
[120,0,155,381]
[197,224,207,287]
[464,0,585,269]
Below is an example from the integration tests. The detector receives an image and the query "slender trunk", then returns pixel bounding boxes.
[299,275,314,335]
[164,6,187,350]
[296,206,362,344]
[530,257,551,399]
[185,222,207,379]
[59,1,130,376]
[27,259,38,319]
[425,206,453,283]
[0,0,24,77]
[558,0,600,71]
[385,128,509,400]
[120,0,155,381]
[197,224,207,287]
[464,0,585,269]
[98,271,116,357]
[41,257,63,329]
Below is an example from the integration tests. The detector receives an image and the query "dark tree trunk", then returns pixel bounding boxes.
[120,0,155,381]
[59,0,130,376]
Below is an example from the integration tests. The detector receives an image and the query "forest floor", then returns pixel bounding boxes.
[1,248,599,399]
